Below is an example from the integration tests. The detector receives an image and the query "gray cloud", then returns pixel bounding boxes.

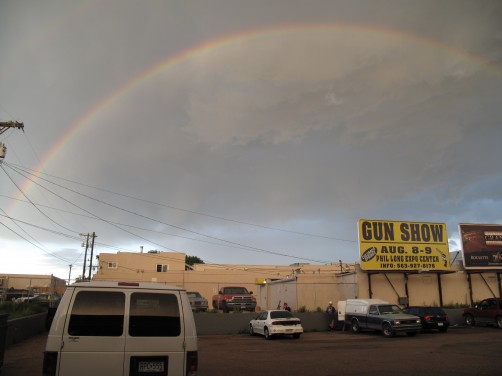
[1,0,501,279]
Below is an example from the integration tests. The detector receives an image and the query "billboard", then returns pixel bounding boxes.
[459,223,502,269]
[358,219,450,271]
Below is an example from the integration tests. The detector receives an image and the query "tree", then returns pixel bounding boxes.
[185,255,204,270]
[74,275,86,283]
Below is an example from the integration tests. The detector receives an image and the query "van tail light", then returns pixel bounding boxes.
[43,351,58,376]
[424,315,431,322]
[186,351,198,376]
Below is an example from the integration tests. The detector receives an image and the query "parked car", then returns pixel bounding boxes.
[31,293,61,309]
[249,310,303,339]
[463,298,502,329]
[344,299,422,337]
[187,291,208,312]
[402,306,449,332]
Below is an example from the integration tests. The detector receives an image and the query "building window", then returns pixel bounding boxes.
[156,264,169,272]
[108,262,118,269]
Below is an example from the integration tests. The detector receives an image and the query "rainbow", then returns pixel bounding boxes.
[10,23,501,212]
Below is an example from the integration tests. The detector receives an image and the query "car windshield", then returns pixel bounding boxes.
[270,311,294,319]
[378,305,403,314]
[187,292,201,298]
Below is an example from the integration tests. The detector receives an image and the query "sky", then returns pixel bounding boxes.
[1,0,501,282]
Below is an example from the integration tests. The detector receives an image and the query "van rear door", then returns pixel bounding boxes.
[58,289,126,376]
[124,290,185,376]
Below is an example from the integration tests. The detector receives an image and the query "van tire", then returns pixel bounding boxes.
[496,316,502,329]
[249,325,255,336]
[351,319,360,334]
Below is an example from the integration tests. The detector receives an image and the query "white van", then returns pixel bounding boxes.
[43,281,198,376]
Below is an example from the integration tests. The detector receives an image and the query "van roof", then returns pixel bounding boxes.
[70,281,185,291]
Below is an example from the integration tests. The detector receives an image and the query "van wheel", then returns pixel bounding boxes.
[264,327,271,340]
[496,316,502,329]
[382,323,395,337]
[249,325,255,336]
[351,320,360,334]
[464,314,475,327]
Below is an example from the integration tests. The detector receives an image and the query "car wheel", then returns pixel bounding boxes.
[464,314,475,327]
[222,305,229,313]
[496,316,502,329]
[382,323,395,337]
[264,327,271,340]
[293,333,301,339]
[351,319,360,334]
[249,325,254,336]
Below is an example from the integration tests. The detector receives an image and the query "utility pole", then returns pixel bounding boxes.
[88,232,97,280]
[80,233,90,280]
[0,121,24,162]
[68,265,72,285]
[0,121,24,135]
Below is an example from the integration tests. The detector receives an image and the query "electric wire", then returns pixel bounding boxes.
[6,162,357,243]
[5,162,331,264]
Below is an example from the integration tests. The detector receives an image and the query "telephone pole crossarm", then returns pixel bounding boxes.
[0,121,24,135]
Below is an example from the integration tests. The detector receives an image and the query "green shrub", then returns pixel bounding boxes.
[297,305,307,313]
[0,302,46,319]
[443,302,470,309]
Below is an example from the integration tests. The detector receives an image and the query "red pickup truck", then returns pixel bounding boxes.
[212,286,257,313]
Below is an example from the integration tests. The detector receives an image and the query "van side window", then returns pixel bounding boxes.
[68,291,125,336]
[129,292,181,337]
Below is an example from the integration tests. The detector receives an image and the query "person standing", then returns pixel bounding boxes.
[326,301,337,330]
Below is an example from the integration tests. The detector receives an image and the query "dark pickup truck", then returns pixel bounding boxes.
[344,299,422,337]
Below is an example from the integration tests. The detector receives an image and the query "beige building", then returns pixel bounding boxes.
[93,251,501,311]
[0,273,67,301]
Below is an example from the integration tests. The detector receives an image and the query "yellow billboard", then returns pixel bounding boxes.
[358,219,450,271]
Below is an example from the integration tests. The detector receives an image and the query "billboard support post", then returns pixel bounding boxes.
[436,273,444,307]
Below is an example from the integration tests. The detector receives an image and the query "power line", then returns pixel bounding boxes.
[4,162,331,263]
[6,162,356,243]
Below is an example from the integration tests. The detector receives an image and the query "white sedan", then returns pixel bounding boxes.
[249,310,303,339]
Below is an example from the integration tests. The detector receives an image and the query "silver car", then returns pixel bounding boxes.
[187,291,208,312]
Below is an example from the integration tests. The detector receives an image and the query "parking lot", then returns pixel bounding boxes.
[2,327,501,375]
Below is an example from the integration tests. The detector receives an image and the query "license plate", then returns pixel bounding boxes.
[131,356,168,376]
[139,361,164,372]
[437,322,443,326]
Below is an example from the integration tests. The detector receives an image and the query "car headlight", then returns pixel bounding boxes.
[416,319,421,324]
[393,320,400,325]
